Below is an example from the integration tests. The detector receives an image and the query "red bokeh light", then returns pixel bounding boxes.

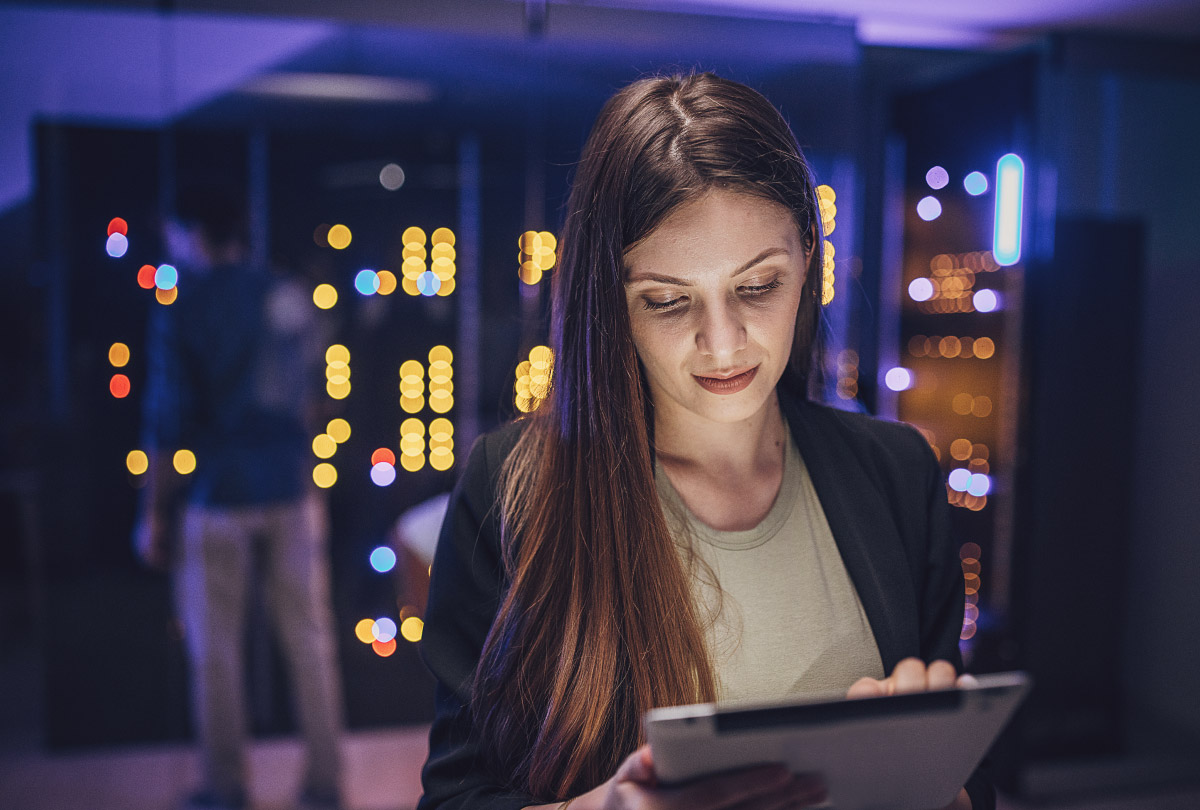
[371,447,396,466]
[372,638,397,658]
[137,265,156,289]
[110,374,131,398]
[107,217,128,237]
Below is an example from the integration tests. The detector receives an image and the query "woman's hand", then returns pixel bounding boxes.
[848,658,976,810]
[560,745,826,810]
[847,657,976,699]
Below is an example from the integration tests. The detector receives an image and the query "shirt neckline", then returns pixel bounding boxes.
[655,428,802,551]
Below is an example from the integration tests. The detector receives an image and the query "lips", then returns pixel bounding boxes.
[693,366,758,395]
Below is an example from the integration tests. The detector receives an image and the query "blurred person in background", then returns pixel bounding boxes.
[134,186,344,810]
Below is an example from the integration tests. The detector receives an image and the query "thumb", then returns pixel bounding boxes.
[615,745,656,786]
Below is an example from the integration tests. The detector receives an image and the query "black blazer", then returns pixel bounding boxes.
[417,395,993,810]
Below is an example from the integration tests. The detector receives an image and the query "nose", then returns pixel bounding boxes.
[695,298,747,364]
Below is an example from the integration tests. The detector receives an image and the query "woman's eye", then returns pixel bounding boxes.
[643,296,684,311]
[741,278,783,296]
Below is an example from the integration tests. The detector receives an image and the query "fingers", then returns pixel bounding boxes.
[846,676,887,699]
[926,659,958,691]
[846,659,968,699]
[891,658,928,694]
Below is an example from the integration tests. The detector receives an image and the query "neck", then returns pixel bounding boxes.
[653,390,787,476]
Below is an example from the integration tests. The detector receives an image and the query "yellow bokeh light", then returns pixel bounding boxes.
[431,243,456,260]
[939,337,962,358]
[401,417,425,436]
[816,184,836,203]
[430,449,454,471]
[173,449,196,475]
[313,463,337,488]
[126,449,149,475]
[429,390,453,413]
[401,435,426,456]
[313,283,338,309]
[109,342,130,368]
[431,227,455,246]
[400,453,425,472]
[402,226,427,246]
[401,276,420,296]
[312,434,337,459]
[952,393,974,415]
[354,618,376,644]
[156,287,178,306]
[972,396,993,417]
[327,418,351,443]
[436,276,456,297]
[400,616,424,642]
[402,256,425,279]
[400,394,425,413]
[429,345,453,364]
[950,438,972,461]
[326,344,350,365]
[400,359,424,379]
[327,224,352,250]
[519,262,543,286]
[429,418,453,441]
[326,364,350,382]
[973,337,996,359]
[376,270,397,296]
[519,231,540,252]
[327,379,351,400]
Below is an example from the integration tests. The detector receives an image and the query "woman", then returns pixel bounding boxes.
[418,73,989,810]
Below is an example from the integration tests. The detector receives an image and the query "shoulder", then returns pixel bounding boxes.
[786,397,935,473]
[460,418,531,488]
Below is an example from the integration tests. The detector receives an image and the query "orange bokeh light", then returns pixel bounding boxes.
[108,217,128,237]
[372,638,397,657]
[110,374,131,398]
[371,447,397,466]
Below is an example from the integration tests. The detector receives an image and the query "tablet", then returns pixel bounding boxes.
[644,671,1030,810]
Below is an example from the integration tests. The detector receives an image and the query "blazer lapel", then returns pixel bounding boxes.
[780,395,920,673]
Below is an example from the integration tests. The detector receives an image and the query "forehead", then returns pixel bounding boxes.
[624,190,802,278]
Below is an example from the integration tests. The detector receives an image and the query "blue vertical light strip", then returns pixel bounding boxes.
[992,153,1025,266]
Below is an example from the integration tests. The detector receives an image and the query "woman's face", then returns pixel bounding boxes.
[623,189,808,430]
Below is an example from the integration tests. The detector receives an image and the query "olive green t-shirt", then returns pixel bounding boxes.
[655,429,885,704]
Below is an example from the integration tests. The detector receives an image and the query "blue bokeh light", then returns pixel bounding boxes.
[370,461,396,487]
[967,473,992,497]
[355,269,381,295]
[370,546,397,573]
[908,278,934,302]
[106,232,129,258]
[964,171,989,196]
[417,270,441,297]
[948,468,971,492]
[993,153,1025,266]
[917,196,942,221]
[372,617,397,643]
[973,289,1000,312]
[884,367,913,392]
[155,264,178,290]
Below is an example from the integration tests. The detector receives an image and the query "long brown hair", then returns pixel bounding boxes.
[471,72,826,801]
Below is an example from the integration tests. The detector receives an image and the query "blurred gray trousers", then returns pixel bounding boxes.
[174,492,343,800]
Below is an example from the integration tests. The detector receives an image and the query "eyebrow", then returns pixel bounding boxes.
[626,246,791,286]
